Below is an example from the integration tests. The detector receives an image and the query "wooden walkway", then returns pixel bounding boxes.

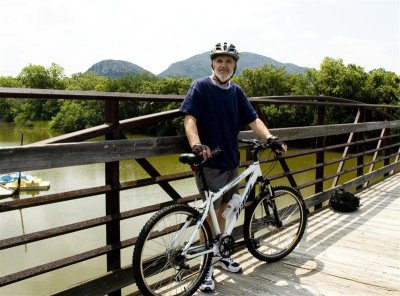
[196,174,400,296]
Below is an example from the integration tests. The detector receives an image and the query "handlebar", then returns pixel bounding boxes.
[178,148,221,166]
[179,138,282,166]
[241,138,289,162]
[239,138,270,154]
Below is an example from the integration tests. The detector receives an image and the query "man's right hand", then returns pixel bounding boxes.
[192,144,211,159]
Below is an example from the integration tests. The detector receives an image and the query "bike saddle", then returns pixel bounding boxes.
[179,153,199,165]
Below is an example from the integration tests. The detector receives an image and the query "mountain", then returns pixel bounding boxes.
[86,59,153,79]
[158,52,306,79]
[86,53,306,80]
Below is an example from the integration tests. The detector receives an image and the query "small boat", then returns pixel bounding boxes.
[5,177,50,191]
[0,184,17,198]
[0,172,32,184]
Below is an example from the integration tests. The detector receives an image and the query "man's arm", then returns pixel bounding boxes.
[248,118,274,140]
[248,118,287,153]
[183,115,201,147]
[183,114,211,158]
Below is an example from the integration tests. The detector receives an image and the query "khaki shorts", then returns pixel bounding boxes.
[194,167,239,210]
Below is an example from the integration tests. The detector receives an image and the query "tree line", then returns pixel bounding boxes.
[0,57,399,137]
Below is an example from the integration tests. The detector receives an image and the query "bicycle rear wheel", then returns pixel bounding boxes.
[244,185,307,262]
[133,204,213,296]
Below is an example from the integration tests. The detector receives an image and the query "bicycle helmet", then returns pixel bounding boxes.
[210,42,239,61]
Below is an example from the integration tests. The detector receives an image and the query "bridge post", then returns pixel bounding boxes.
[315,105,326,210]
[356,107,366,190]
[104,99,121,296]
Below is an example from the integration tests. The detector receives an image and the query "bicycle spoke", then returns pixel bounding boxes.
[245,185,307,262]
[133,204,212,295]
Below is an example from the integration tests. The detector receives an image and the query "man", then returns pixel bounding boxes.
[179,42,287,292]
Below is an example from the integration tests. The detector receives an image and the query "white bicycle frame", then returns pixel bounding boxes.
[179,160,263,260]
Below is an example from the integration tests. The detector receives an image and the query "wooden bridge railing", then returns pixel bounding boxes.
[0,87,399,295]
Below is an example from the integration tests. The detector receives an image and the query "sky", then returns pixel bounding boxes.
[0,0,399,77]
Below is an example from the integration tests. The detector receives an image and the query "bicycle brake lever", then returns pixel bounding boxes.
[194,148,222,166]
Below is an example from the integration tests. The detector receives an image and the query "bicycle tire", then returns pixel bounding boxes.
[244,185,307,262]
[133,204,213,296]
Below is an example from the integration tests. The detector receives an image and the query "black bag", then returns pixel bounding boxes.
[329,189,360,212]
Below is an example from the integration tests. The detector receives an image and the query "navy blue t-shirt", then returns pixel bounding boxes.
[180,76,257,170]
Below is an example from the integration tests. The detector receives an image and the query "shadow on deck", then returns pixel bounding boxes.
[195,174,400,296]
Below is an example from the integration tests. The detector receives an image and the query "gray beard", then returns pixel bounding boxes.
[214,69,234,83]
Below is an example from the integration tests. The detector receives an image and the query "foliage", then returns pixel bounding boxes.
[14,99,60,127]
[0,76,23,88]
[365,68,400,105]
[49,100,104,132]
[18,63,66,89]
[137,77,192,135]
[9,64,67,126]
[0,59,398,136]
[65,72,109,91]
[0,99,15,122]
[232,65,291,96]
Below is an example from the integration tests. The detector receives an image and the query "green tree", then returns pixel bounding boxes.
[139,77,192,136]
[18,63,66,89]
[140,77,191,95]
[106,73,158,121]
[313,57,370,100]
[233,65,291,97]
[0,77,23,122]
[365,68,400,105]
[287,70,318,96]
[106,72,156,93]
[2,59,398,134]
[13,63,66,126]
[49,100,103,133]
[0,99,14,122]
[65,72,109,91]
[233,65,315,129]
[14,99,61,126]
[0,76,23,87]
[313,58,367,124]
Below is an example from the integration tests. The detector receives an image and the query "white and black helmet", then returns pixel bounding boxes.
[210,42,239,61]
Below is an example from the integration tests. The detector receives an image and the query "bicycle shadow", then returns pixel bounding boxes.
[194,253,323,296]
[195,176,399,295]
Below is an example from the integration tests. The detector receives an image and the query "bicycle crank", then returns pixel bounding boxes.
[219,235,235,258]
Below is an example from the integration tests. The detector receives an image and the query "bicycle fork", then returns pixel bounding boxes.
[262,181,283,228]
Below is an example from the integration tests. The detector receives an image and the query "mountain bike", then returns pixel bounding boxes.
[132,139,307,296]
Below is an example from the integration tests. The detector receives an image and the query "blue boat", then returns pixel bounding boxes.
[0,173,31,184]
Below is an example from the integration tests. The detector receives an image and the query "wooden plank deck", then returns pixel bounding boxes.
[195,174,400,296]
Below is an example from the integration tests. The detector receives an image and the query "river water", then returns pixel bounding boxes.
[0,122,361,295]
[0,123,201,295]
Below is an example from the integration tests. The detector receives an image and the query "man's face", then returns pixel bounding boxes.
[212,55,236,83]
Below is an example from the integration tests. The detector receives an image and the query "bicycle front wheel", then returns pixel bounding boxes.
[133,204,213,296]
[244,185,307,262]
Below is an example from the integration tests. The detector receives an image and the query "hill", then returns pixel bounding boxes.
[86,53,306,80]
[86,59,153,79]
[158,52,306,79]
